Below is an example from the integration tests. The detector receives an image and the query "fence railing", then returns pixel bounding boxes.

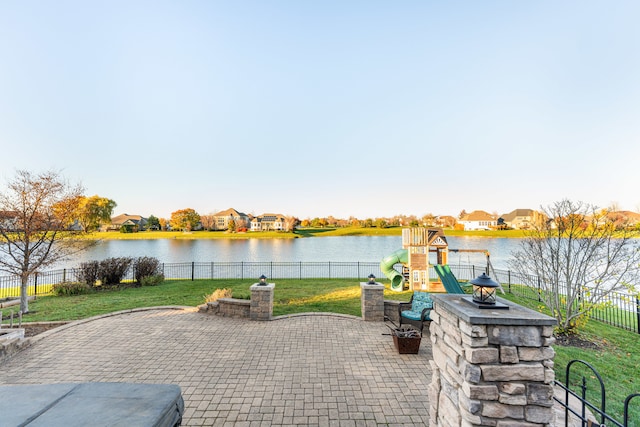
[555,359,640,426]
[1,261,639,334]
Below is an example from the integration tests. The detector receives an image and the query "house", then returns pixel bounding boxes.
[499,209,540,230]
[459,210,497,231]
[251,213,286,231]
[606,211,640,228]
[211,208,250,230]
[0,210,20,231]
[108,214,148,232]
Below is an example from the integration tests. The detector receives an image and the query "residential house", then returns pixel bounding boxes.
[211,208,251,230]
[0,210,19,231]
[499,209,540,230]
[251,213,286,231]
[607,211,640,229]
[108,214,148,232]
[459,210,497,231]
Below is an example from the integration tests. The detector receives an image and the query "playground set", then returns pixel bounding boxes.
[380,227,497,293]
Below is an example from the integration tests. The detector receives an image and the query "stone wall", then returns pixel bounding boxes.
[360,282,385,321]
[428,294,557,427]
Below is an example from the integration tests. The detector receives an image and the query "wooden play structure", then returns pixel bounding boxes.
[402,227,449,292]
[381,227,498,293]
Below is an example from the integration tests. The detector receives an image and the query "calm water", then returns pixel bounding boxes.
[60,236,520,270]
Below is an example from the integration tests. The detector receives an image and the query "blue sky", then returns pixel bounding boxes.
[1,1,639,220]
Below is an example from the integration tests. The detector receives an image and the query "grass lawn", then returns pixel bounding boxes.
[81,227,528,240]
[7,279,639,424]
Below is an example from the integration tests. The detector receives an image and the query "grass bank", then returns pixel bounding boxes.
[84,227,527,240]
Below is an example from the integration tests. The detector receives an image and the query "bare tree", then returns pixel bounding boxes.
[0,170,92,313]
[510,199,640,334]
[200,213,216,231]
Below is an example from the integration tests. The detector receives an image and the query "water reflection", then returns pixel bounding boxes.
[59,236,520,270]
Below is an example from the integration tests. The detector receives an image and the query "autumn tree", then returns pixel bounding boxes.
[170,208,201,231]
[75,195,117,232]
[510,199,640,334]
[283,216,299,232]
[0,170,92,313]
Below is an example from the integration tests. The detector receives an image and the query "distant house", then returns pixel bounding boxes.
[499,209,540,230]
[435,215,457,228]
[108,214,148,232]
[251,213,286,231]
[0,210,20,231]
[459,210,497,231]
[607,210,640,228]
[212,208,250,230]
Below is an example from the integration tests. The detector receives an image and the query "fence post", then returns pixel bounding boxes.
[270,261,273,279]
[357,262,360,280]
[636,296,640,335]
[241,261,244,280]
[63,268,66,282]
[191,262,195,281]
[34,272,38,297]
[299,261,302,280]
[537,276,542,302]
[329,261,331,279]
[508,270,511,293]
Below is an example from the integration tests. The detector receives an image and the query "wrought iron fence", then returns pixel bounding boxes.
[555,359,640,426]
[1,261,639,334]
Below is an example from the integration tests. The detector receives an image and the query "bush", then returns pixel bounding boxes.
[77,261,100,286]
[140,274,164,287]
[98,257,133,286]
[204,288,233,303]
[133,256,162,285]
[52,281,91,296]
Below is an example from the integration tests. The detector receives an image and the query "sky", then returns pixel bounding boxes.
[1,1,639,220]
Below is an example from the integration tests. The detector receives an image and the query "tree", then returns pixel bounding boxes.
[199,214,216,231]
[0,170,92,313]
[146,215,160,231]
[170,208,201,231]
[75,195,117,232]
[510,199,640,334]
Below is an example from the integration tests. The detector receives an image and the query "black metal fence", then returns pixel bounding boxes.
[555,359,640,426]
[1,261,639,334]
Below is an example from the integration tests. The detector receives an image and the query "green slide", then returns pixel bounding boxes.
[434,264,466,294]
[380,249,408,291]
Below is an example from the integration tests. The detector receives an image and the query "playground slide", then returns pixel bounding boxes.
[380,249,408,291]
[433,264,466,294]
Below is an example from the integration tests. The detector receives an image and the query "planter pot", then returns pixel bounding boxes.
[392,327,421,354]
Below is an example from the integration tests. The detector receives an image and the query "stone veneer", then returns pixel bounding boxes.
[360,282,385,321]
[428,294,557,427]
[250,283,274,321]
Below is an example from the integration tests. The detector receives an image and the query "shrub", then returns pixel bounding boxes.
[98,257,133,286]
[140,274,164,287]
[77,261,100,286]
[133,256,162,285]
[52,281,91,296]
[204,288,233,303]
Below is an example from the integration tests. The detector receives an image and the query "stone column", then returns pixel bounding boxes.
[360,282,385,321]
[250,283,274,321]
[428,294,557,427]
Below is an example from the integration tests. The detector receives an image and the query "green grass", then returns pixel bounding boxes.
[7,279,638,424]
[9,279,414,322]
[80,227,528,240]
[500,292,640,425]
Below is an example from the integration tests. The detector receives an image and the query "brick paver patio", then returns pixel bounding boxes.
[0,308,432,426]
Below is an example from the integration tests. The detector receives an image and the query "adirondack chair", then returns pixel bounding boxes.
[398,291,433,333]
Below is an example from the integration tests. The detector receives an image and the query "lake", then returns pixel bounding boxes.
[60,236,520,271]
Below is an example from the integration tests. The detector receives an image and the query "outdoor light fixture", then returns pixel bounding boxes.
[367,274,376,284]
[465,273,509,310]
[258,274,268,286]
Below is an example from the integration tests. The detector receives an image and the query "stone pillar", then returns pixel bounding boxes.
[360,282,385,321]
[250,283,274,321]
[428,294,557,427]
